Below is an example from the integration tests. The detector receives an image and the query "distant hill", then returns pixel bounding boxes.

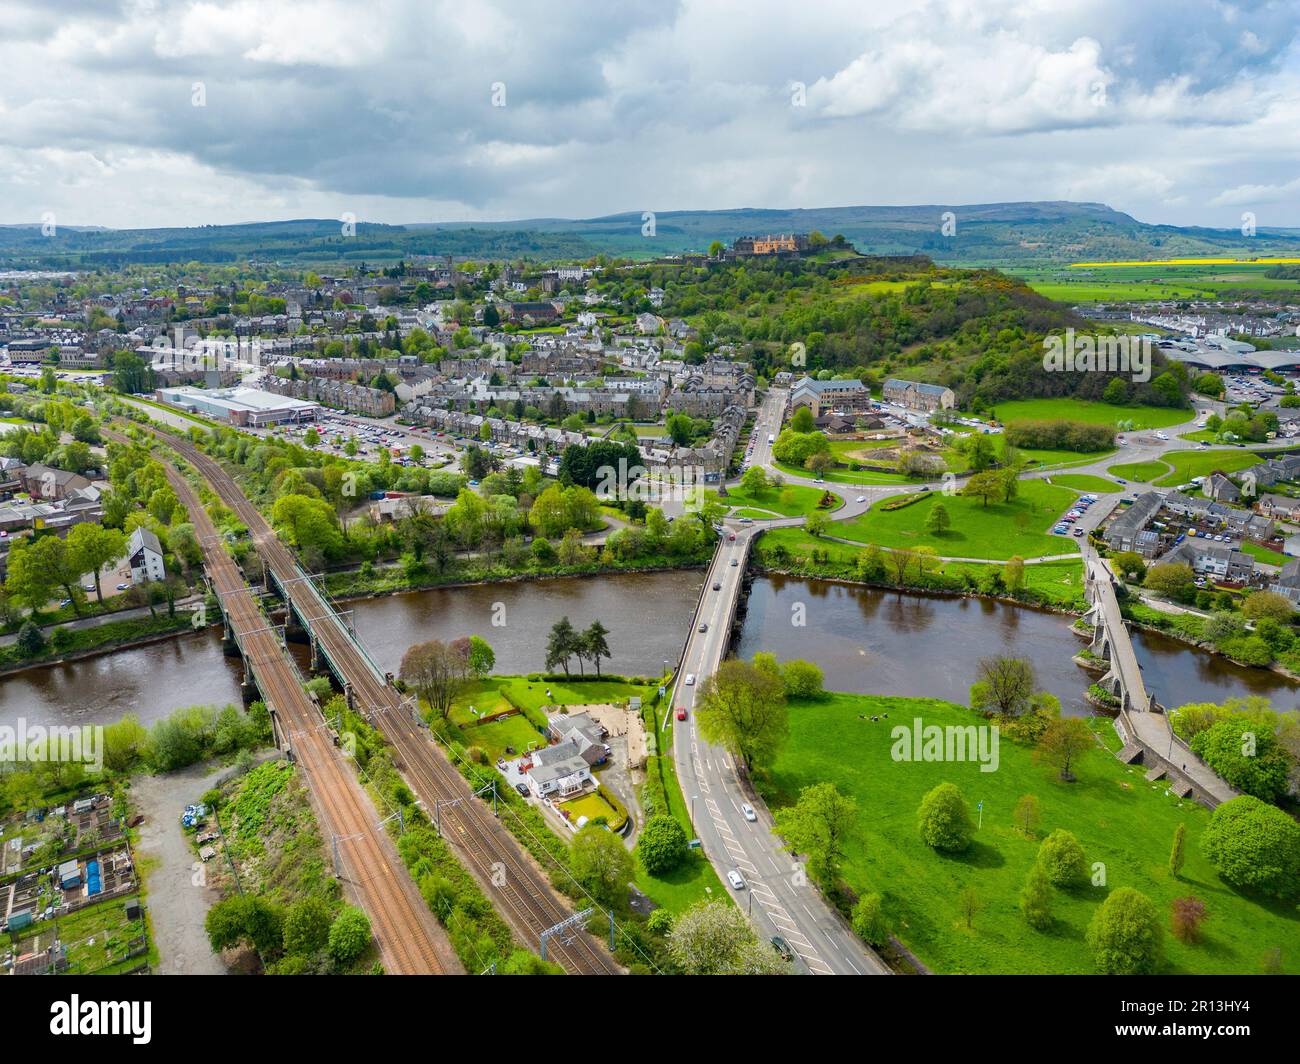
[2,202,1298,268]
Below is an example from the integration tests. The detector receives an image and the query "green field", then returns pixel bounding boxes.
[831,480,1079,560]
[1045,474,1121,494]
[1009,261,1300,305]
[992,399,1191,431]
[759,693,1300,975]
[1151,450,1262,487]
[461,713,547,760]
[757,526,1085,605]
[451,675,659,727]
[772,458,912,486]
[708,481,840,517]
[1106,460,1170,482]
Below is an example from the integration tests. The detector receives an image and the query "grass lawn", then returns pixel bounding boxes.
[1046,474,1121,494]
[731,507,779,519]
[556,790,620,827]
[1240,541,1290,567]
[709,481,839,517]
[462,714,547,760]
[992,400,1191,431]
[1106,460,1171,482]
[1152,450,1262,487]
[832,480,1080,560]
[772,458,913,486]
[759,693,1300,974]
[634,753,726,914]
[452,675,659,725]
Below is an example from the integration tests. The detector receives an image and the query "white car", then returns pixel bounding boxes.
[684,673,696,686]
[727,869,746,890]
[856,495,866,503]
[740,803,757,822]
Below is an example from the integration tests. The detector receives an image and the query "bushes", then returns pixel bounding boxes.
[1200,795,1300,899]
[851,892,890,947]
[1004,419,1115,453]
[327,907,372,965]
[1189,718,1291,802]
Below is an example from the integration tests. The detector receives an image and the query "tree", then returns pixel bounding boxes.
[969,655,1037,717]
[545,616,579,677]
[789,406,816,433]
[917,782,973,852]
[5,537,63,614]
[1170,896,1207,944]
[1012,794,1041,838]
[1169,822,1186,879]
[667,900,786,975]
[399,639,470,722]
[1036,829,1088,887]
[925,502,951,536]
[327,906,372,965]
[1200,795,1300,899]
[695,659,788,773]
[581,620,612,677]
[773,782,857,885]
[957,885,984,929]
[1189,718,1290,802]
[1034,717,1093,782]
[1110,550,1147,582]
[66,523,127,605]
[283,897,332,957]
[635,814,689,876]
[466,635,495,678]
[1144,561,1195,598]
[205,895,285,958]
[851,893,890,948]
[961,470,1002,507]
[1003,554,1025,592]
[740,465,768,495]
[780,658,824,698]
[1240,590,1294,623]
[1086,887,1163,975]
[1020,863,1054,930]
[16,620,45,657]
[804,510,828,537]
[571,823,635,907]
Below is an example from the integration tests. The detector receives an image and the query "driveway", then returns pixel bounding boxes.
[130,758,266,975]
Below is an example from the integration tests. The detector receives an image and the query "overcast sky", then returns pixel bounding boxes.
[2,0,1298,230]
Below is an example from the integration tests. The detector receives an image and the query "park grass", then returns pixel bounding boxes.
[731,507,778,519]
[772,457,913,486]
[709,481,839,517]
[831,480,1080,560]
[1046,474,1121,494]
[992,399,1191,430]
[1152,450,1262,487]
[758,693,1300,975]
[634,752,726,914]
[1106,460,1171,482]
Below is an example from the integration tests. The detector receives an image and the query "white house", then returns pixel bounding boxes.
[126,526,166,584]
[525,740,592,797]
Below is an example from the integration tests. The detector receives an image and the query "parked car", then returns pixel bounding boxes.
[116,583,129,591]
[727,869,746,890]
[514,783,530,798]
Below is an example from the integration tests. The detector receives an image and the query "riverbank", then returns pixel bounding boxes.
[0,612,209,681]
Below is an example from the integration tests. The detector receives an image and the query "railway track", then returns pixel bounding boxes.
[136,424,622,975]
[107,428,456,975]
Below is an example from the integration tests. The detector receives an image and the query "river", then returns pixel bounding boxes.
[5,569,1296,733]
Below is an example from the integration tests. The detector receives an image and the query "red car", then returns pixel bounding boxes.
[676,708,687,721]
